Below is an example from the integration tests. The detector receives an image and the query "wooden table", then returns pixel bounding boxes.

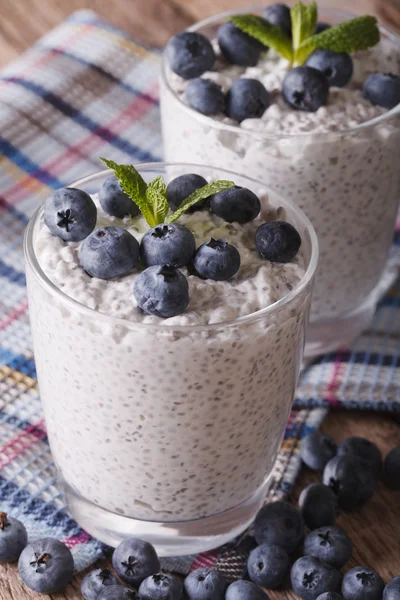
[0,0,399,598]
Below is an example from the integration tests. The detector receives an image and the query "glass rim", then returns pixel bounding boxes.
[24,162,319,332]
[160,6,400,141]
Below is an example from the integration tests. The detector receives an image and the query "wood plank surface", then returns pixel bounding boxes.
[0,0,399,598]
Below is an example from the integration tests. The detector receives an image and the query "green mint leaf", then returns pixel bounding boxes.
[166,180,235,223]
[291,1,317,51]
[230,14,293,63]
[145,175,169,225]
[295,15,380,65]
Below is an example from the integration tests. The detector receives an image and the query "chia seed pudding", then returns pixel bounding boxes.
[25,165,317,530]
[160,7,400,346]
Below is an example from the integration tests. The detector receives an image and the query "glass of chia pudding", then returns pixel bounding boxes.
[160,6,400,356]
[24,163,318,555]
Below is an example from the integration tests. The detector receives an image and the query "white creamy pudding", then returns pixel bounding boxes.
[25,166,317,532]
[161,8,400,351]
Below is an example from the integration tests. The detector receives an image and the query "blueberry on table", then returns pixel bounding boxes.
[18,537,74,594]
[383,577,400,600]
[140,223,196,268]
[0,512,28,563]
[305,50,353,88]
[139,572,183,599]
[81,568,119,600]
[134,265,189,318]
[337,437,382,477]
[314,22,331,34]
[254,500,304,553]
[186,78,225,116]
[184,567,226,600]
[210,186,261,224]
[193,238,240,281]
[226,78,270,122]
[79,226,139,279]
[166,32,215,79]
[98,586,137,600]
[363,73,400,109]
[112,538,160,587]
[342,567,384,600]
[99,175,140,219]
[299,483,338,530]
[217,21,265,67]
[323,455,376,512]
[166,173,208,212]
[304,526,352,569]
[44,187,97,242]
[283,66,329,112]
[263,4,292,38]
[316,593,344,600]
[383,446,400,490]
[247,543,290,588]
[291,556,342,600]
[226,579,270,600]
[301,431,337,472]
[256,221,301,263]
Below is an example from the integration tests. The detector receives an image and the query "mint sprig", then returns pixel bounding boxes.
[100,158,234,227]
[231,2,380,67]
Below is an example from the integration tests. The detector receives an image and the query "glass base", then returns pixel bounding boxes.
[62,477,271,556]
[305,255,399,358]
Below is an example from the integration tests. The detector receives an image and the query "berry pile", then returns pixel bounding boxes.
[0,439,398,598]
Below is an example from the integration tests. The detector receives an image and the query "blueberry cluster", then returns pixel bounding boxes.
[43,173,302,320]
[166,3,400,118]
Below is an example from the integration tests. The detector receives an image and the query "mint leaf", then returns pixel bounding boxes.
[295,15,380,65]
[230,14,293,63]
[166,180,235,223]
[291,1,317,52]
[145,175,169,225]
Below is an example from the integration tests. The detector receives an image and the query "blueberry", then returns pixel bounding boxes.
[315,22,331,34]
[291,556,342,600]
[0,512,27,562]
[210,186,261,223]
[226,78,269,122]
[323,455,376,512]
[184,567,226,600]
[283,66,329,112]
[383,577,400,600]
[166,174,208,212]
[140,223,195,268]
[254,501,304,553]
[247,543,290,588]
[44,187,97,242]
[99,175,140,219]
[317,593,344,600]
[337,437,382,477]
[301,431,337,472]
[166,32,215,80]
[226,579,269,600]
[98,586,137,600]
[112,538,160,587]
[217,21,265,67]
[18,537,74,594]
[186,78,225,115]
[134,265,189,318]
[79,226,139,279]
[305,50,353,88]
[383,446,400,490]
[363,73,400,109]
[342,567,384,600]
[81,568,119,600]
[255,221,301,263]
[139,573,182,599]
[193,238,240,281]
[299,483,338,530]
[304,526,352,569]
[263,4,292,37]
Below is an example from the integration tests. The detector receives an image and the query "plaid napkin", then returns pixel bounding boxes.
[0,10,398,576]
